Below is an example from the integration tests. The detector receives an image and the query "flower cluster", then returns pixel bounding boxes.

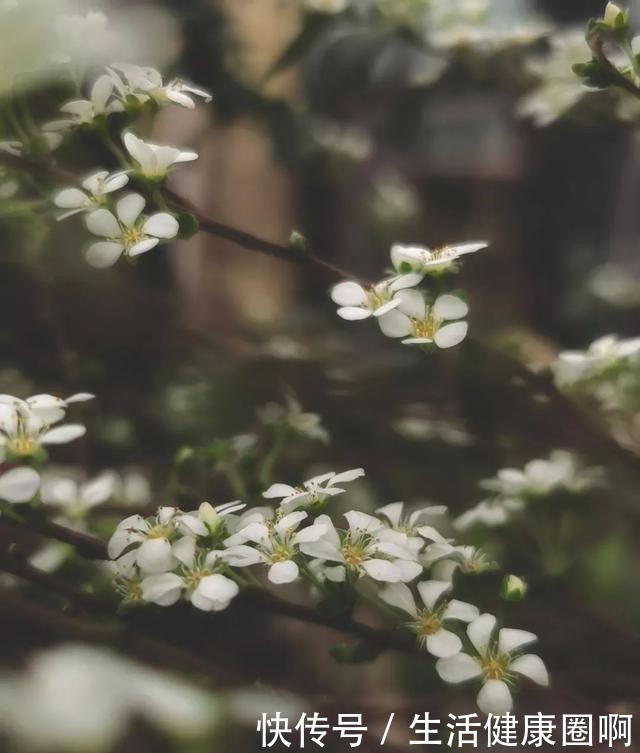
[107,462,546,715]
[42,59,211,267]
[455,450,601,531]
[553,335,640,413]
[330,242,486,350]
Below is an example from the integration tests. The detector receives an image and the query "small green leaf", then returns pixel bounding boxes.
[177,212,199,240]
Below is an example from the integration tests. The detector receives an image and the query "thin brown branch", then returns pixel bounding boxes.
[0,517,416,654]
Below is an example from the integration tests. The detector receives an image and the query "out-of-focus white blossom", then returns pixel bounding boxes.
[554,335,640,386]
[0,644,219,751]
[263,468,364,512]
[123,132,198,180]
[378,291,469,348]
[436,613,548,715]
[41,472,116,525]
[0,392,93,461]
[54,170,129,221]
[455,497,524,530]
[518,30,595,127]
[85,192,178,268]
[258,394,329,443]
[380,580,478,657]
[110,63,212,109]
[45,75,124,131]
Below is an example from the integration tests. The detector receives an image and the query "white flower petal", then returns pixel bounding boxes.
[443,599,479,623]
[378,309,412,338]
[85,241,124,268]
[129,238,159,257]
[85,208,120,238]
[268,559,299,584]
[417,580,451,610]
[40,424,86,444]
[361,558,402,582]
[434,322,468,349]
[331,281,366,306]
[477,680,513,716]
[498,628,537,655]
[337,306,371,321]
[426,629,462,658]
[141,573,183,606]
[396,288,427,319]
[467,613,497,657]
[436,653,482,683]
[136,538,176,574]
[378,582,417,616]
[195,574,239,610]
[142,212,179,239]
[509,654,549,686]
[433,294,469,321]
[54,188,89,209]
[116,193,146,227]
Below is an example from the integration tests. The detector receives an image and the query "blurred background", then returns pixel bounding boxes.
[2,0,640,750]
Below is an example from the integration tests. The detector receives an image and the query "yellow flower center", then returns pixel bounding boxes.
[342,542,366,568]
[270,543,292,563]
[481,654,511,681]
[122,226,144,248]
[183,569,207,591]
[416,613,441,637]
[6,436,38,456]
[410,317,436,339]
[366,287,392,311]
[146,525,171,540]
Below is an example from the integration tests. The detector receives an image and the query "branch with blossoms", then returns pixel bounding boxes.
[0,388,549,716]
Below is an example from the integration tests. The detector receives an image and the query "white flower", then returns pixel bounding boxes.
[330,277,418,321]
[554,334,640,386]
[518,30,594,127]
[258,394,329,443]
[436,613,549,715]
[45,74,123,129]
[108,503,242,575]
[379,580,478,657]
[108,507,195,575]
[390,241,487,278]
[298,512,422,583]
[0,392,93,460]
[376,501,447,540]
[54,170,129,221]
[0,644,218,751]
[141,560,239,611]
[479,450,600,501]
[0,467,40,504]
[84,193,179,268]
[378,291,468,348]
[109,63,212,109]
[263,468,364,512]
[224,510,328,584]
[41,472,115,524]
[304,0,349,13]
[423,544,496,581]
[123,132,198,180]
[454,497,524,531]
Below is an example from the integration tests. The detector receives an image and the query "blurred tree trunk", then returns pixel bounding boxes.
[166,0,300,333]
